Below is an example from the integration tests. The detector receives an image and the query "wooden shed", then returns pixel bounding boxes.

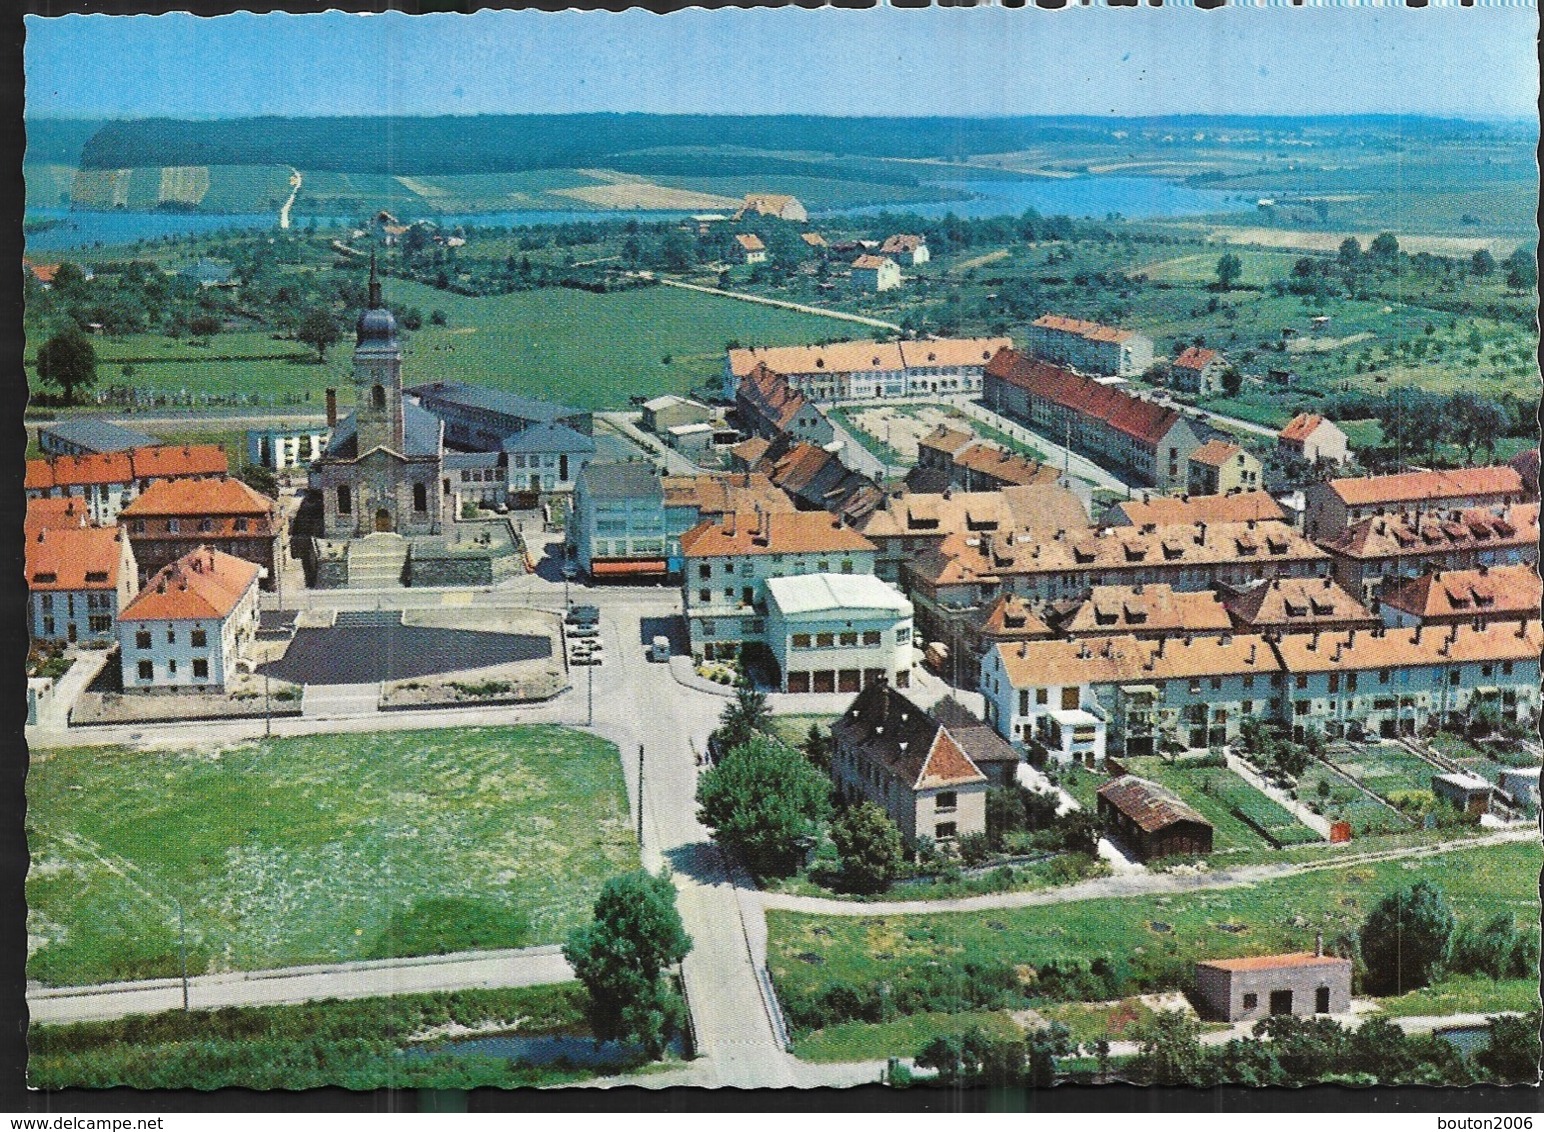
[1096,774,1214,861]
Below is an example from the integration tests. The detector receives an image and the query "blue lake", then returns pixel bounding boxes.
[25,175,1250,253]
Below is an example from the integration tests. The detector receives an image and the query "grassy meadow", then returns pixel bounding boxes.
[27,726,637,986]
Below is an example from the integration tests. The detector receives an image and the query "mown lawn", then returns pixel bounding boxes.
[767,840,1540,1030]
[28,983,605,1090]
[27,726,637,986]
[1374,976,1539,1020]
[793,1009,1021,1064]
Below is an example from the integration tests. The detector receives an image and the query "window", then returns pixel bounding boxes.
[42,617,54,637]
[136,630,151,650]
[935,822,957,841]
[792,633,812,649]
[699,564,711,579]
[1035,688,1049,706]
[192,658,208,679]
[191,629,207,648]
[1189,678,1202,694]
[1242,701,1254,716]
[936,792,958,812]
[130,519,145,534]
[167,660,177,675]
[841,560,854,574]
[816,632,835,648]
[414,483,428,512]
[138,660,153,681]
[371,384,386,410]
[167,519,179,534]
[862,630,881,646]
[337,485,352,515]
[1449,669,1461,686]
[39,594,54,612]
[699,589,711,604]
[1243,993,1258,1011]
[199,518,214,533]
[167,629,176,644]
[1482,664,1494,678]
[234,518,249,532]
[1243,674,1255,690]
[895,626,910,645]
[839,632,858,647]
[1210,677,1222,691]
[1328,674,1339,693]
[89,615,111,633]
[1295,674,1308,689]
[1503,661,1514,676]
[1379,668,1391,685]
[702,621,716,637]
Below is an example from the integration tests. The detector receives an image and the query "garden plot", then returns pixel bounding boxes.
[848,405,963,464]
[1120,757,1322,850]
[1296,760,1411,836]
[1327,743,1444,804]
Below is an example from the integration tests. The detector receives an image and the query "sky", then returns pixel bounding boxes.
[24,6,1540,122]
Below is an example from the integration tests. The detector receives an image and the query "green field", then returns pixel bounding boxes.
[1328,744,1445,803]
[768,840,1540,1032]
[1296,761,1411,836]
[792,1008,1020,1064]
[28,983,609,1090]
[27,726,638,986]
[1120,757,1322,850]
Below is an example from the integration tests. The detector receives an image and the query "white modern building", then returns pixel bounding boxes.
[117,546,262,692]
[765,573,915,694]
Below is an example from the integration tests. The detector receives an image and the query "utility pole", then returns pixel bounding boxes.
[264,668,272,738]
[586,661,594,726]
[636,744,645,846]
[177,899,190,1012]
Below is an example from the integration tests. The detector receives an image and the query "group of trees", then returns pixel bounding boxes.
[1131,1008,1536,1087]
[1359,880,1538,996]
[1372,386,1514,465]
[914,1023,1076,1088]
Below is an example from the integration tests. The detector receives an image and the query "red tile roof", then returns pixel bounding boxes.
[26,444,228,491]
[1188,440,1246,468]
[1280,412,1329,443]
[119,546,260,622]
[679,510,875,558]
[898,338,1013,369]
[25,497,89,536]
[735,234,766,252]
[986,348,1185,446]
[1112,490,1286,527]
[1173,346,1220,371]
[1222,576,1378,630]
[120,475,276,519]
[1032,314,1134,344]
[1273,619,1542,675]
[1325,503,1539,561]
[27,526,129,592]
[880,234,926,254]
[1377,564,1541,622]
[737,363,810,434]
[852,254,894,270]
[1198,953,1350,973]
[1327,465,1523,508]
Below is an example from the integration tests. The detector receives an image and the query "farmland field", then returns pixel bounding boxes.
[26,726,637,986]
[768,840,1540,1034]
[1119,757,1322,850]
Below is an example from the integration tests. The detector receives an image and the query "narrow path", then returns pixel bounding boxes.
[756,829,1536,917]
[29,945,573,1026]
[646,275,902,331]
[279,167,301,230]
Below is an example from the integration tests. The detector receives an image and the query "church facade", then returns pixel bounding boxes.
[314,270,446,539]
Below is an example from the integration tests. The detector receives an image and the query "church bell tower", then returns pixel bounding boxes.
[353,254,405,455]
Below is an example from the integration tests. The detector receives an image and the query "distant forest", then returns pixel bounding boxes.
[69,113,1525,176]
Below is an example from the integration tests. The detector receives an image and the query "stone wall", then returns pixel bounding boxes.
[406,551,493,587]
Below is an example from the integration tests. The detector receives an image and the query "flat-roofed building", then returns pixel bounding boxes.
[1195,949,1352,1022]
[38,419,157,458]
[247,424,330,471]
[765,573,914,693]
[571,461,671,581]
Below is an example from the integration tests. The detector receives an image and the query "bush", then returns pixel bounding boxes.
[956,832,992,867]
[1449,913,1539,980]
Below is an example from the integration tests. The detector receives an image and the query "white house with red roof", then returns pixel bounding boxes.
[117,546,261,692]
[850,254,901,292]
[26,499,137,645]
[1026,314,1154,378]
[1278,413,1349,466]
[1169,346,1229,396]
[879,234,929,266]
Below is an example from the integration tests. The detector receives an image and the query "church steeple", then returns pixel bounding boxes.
[368,250,382,308]
[353,253,404,454]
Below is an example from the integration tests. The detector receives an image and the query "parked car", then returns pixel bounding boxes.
[566,623,599,639]
[570,650,604,666]
[650,636,671,663]
[565,604,600,626]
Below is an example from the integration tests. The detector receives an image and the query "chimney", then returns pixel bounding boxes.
[1309,630,1319,651]
[723,512,736,537]
[1413,624,1422,645]
[1248,642,1257,665]
[1156,637,1166,656]
[1346,629,1356,647]
[1315,931,1324,958]
[326,388,338,428]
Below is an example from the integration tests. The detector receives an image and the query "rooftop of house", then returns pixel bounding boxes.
[916,424,976,456]
[661,472,792,518]
[1433,772,1495,793]
[852,254,895,270]
[928,696,1020,766]
[994,631,1280,688]
[643,394,708,413]
[735,234,766,252]
[899,338,1013,369]
[119,546,260,622]
[1189,440,1249,468]
[801,232,828,247]
[407,380,582,425]
[755,434,885,523]
[679,509,876,558]
[728,337,1010,378]
[730,436,772,466]
[578,460,663,503]
[1097,775,1212,833]
[737,363,814,434]
[1324,503,1539,560]
[1325,465,1524,508]
[880,234,926,253]
[831,680,988,791]
[1059,584,1234,637]
[120,475,277,520]
[26,445,229,492]
[1378,564,1541,621]
[39,418,158,453]
[1271,619,1541,675]
[985,348,1186,446]
[1173,346,1221,370]
[500,421,597,455]
[1279,412,1338,444]
[909,519,1325,589]
[1221,576,1378,629]
[765,572,912,616]
[27,525,129,592]
[25,497,89,536]
[950,441,1061,489]
[1031,314,1136,344]
[1107,490,1287,528]
[974,593,1056,640]
[323,400,443,460]
[1197,953,1350,973]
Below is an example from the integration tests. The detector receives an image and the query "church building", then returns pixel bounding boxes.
[314,265,446,539]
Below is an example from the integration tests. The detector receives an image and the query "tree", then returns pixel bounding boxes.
[1470,248,1496,278]
[562,870,691,1058]
[1059,810,1102,856]
[1368,232,1401,266]
[829,802,905,893]
[35,325,98,404]
[1448,391,1507,463]
[1215,253,1243,291]
[696,735,831,876]
[1475,1011,1542,1084]
[1220,367,1243,397]
[1504,249,1537,294]
[800,723,832,772]
[1378,389,1448,466]
[297,308,339,362]
[1024,1022,1074,1087]
[715,685,772,752]
[1337,237,1363,268]
[1359,880,1456,995]
[1133,1009,1206,1085]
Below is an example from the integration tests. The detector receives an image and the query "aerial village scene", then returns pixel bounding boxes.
[18,7,1541,1093]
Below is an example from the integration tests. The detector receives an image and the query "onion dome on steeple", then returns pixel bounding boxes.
[356,251,398,346]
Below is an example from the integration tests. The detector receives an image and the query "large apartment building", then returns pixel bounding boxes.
[1025,315,1154,378]
[26,499,138,646]
[734,362,836,447]
[983,348,1204,490]
[116,546,262,693]
[119,476,282,589]
[1321,503,1538,602]
[1303,465,1524,540]
[679,509,877,659]
[25,444,230,526]
[722,337,1011,401]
